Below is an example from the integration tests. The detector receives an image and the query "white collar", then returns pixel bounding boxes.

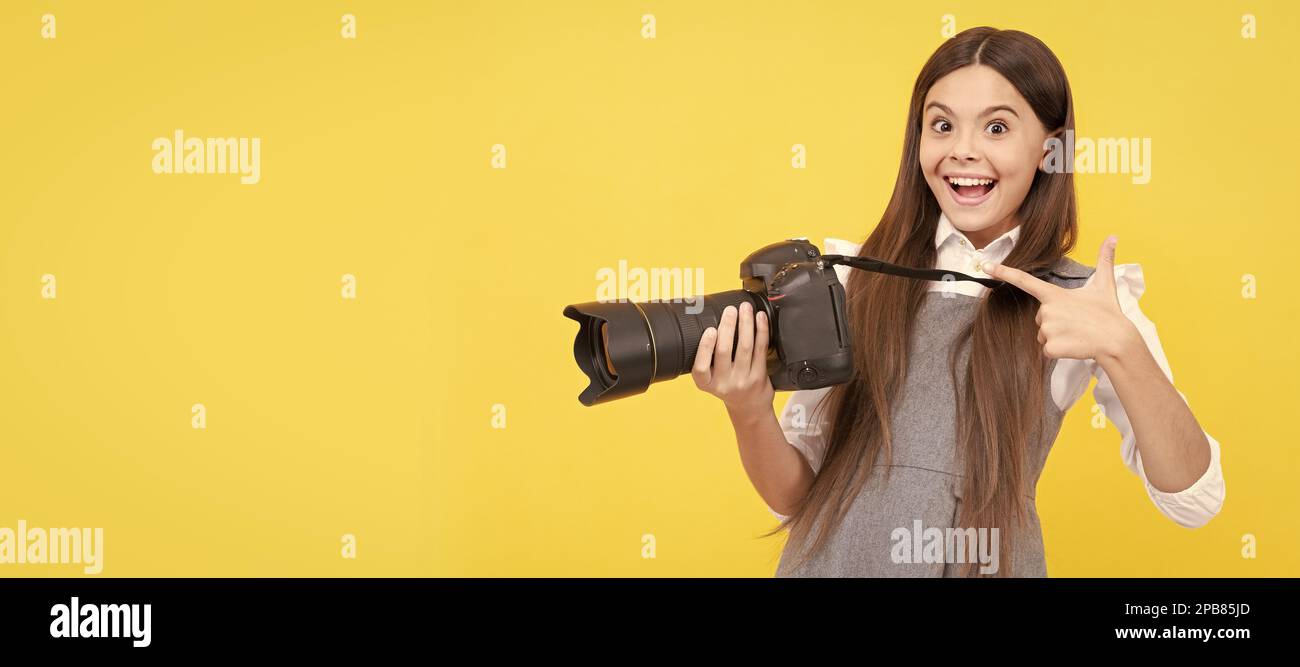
[933,211,1021,252]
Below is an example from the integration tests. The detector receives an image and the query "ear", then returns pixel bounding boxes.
[1038,128,1066,173]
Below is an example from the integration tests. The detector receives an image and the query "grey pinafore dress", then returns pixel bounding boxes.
[775,256,1096,577]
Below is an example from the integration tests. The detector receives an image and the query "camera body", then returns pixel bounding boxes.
[739,239,853,391]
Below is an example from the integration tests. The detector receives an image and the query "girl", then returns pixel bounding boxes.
[689,27,1225,577]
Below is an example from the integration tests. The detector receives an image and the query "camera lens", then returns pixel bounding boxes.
[600,322,617,375]
[563,290,767,406]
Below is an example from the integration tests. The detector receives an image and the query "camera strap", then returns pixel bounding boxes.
[818,254,1062,289]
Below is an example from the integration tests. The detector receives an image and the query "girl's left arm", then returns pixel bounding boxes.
[985,236,1224,528]
[1096,320,1212,495]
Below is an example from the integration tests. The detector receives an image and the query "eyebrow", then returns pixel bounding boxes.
[925,102,1020,119]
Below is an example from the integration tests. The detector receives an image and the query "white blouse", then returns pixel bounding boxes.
[769,213,1226,529]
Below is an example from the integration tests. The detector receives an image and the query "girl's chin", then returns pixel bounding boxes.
[929,185,1007,230]
[942,207,1012,235]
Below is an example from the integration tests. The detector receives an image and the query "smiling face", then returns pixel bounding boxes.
[919,65,1056,249]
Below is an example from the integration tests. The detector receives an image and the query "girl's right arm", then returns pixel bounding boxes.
[691,301,815,517]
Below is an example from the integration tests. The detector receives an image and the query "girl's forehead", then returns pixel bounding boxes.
[925,65,1027,113]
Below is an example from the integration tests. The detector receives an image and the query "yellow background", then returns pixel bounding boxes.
[1,1,1294,577]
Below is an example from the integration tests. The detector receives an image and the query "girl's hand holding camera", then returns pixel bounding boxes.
[691,302,775,417]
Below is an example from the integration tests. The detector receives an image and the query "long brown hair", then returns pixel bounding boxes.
[767,27,1078,576]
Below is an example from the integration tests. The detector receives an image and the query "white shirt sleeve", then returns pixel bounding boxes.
[767,386,836,520]
[1064,262,1226,529]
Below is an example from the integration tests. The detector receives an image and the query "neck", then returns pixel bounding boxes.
[963,213,1019,250]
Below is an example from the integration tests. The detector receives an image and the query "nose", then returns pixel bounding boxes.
[949,128,981,163]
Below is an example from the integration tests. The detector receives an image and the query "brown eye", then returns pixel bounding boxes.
[930,119,952,133]
[987,121,1009,135]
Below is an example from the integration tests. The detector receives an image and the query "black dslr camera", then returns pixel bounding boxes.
[562,238,1010,406]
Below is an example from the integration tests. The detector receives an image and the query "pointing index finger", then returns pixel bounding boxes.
[984,261,1059,301]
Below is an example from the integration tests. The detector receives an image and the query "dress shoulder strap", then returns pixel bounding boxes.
[1043,256,1095,289]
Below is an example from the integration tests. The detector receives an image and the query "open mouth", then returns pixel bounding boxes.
[945,175,998,205]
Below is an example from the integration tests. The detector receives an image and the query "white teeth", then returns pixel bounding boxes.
[947,176,995,186]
